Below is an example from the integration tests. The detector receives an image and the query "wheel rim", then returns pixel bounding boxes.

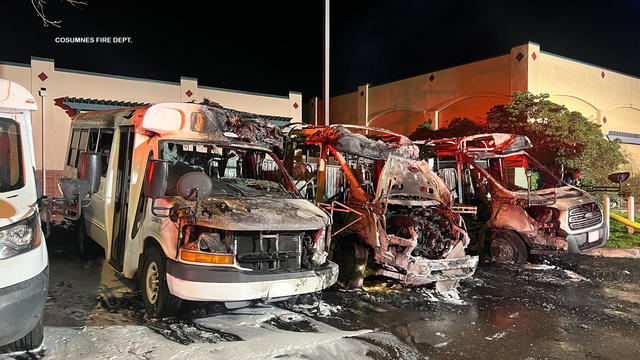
[145,261,160,305]
[491,238,515,263]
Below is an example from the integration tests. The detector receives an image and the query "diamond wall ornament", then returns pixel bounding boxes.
[515,52,524,62]
[428,74,435,82]
[293,102,299,109]
[531,52,537,61]
[185,90,193,97]
[602,116,607,124]
[360,90,365,96]
[601,71,606,79]
[37,72,48,81]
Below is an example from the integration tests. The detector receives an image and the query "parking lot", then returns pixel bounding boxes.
[2,227,637,359]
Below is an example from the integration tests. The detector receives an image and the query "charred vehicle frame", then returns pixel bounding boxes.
[283,125,478,290]
[53,102,338,317]
[425,133,611,263]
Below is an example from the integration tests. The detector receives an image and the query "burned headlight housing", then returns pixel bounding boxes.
[0,212,40,260]
[198,232,228,253]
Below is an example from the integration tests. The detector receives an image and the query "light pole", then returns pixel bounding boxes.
[323,0,329,126]
[39,88,47,195]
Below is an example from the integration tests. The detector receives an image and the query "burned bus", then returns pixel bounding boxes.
[283,125,478,290]
[425,133,609,264]
[55,103,337,317]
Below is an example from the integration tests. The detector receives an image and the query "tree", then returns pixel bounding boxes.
[410,91,627,187]
[409,117,487,140]
[30,0,87,27]
[486,91,626,185]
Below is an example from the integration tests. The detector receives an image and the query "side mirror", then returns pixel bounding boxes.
[77,152,101,194]
[144,159,169,198]
[608,172,630,184]
[177,172,213,200]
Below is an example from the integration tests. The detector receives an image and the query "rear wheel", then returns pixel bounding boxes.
[0,319,44,352]
[489,231,528,265]
[331,240,368,289]
[141,245,181,318]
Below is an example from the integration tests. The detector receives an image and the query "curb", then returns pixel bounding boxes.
[583,247,640,259]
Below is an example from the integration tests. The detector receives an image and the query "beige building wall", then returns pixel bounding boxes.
[315,42,640,166]
[0,57,302,175]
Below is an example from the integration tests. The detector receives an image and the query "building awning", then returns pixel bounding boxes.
[54,96,151,117]
[53,97,293,125]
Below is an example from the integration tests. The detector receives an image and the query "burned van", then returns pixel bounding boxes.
[284,125,478,290]
[56,103,337,317]
[427,133,608,263]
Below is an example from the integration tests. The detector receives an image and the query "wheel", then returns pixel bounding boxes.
[0,319,44,352]
[489,230,528,265]
[76,218,100,259]
[331,240,368,289]
[141,245,181,318]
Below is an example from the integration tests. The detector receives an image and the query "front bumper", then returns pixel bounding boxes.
[166,259,338,301]
[379,255,479,285]
[0,267,48,346]
[566,222,608,254]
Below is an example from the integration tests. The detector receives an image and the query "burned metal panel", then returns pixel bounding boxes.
[194,197,330,231]
[375,155,453,207]
[303,125,419,160]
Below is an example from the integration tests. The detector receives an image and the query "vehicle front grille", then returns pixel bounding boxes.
[235,231,302,271]
[568,202,602,230]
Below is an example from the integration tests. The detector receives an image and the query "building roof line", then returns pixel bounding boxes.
[197,84,289,99]
[539,50,640,80]
[0,60,30,68]
[54,66,181,85]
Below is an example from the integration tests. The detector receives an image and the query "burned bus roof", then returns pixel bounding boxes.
[69,103,287,153]
[289,124,419,160]
[423,133,533,156]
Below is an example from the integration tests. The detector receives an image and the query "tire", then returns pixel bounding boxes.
[141,245,182,318]
[76,218,100,260]
[489,230,528,265]
[1,319,44,352]
[331,240,368,289]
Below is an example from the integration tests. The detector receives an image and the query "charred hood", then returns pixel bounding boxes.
[194,197,330,231]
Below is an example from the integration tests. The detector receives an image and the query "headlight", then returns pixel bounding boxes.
[197,232,228,253]
[0,212,39,259]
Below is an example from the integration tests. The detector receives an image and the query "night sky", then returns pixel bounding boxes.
[1,0,638,100]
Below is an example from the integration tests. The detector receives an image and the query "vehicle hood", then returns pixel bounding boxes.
[375,155,452,207]
[514,185,594,211]
[194,197,331,231]
[0,194,37,229]
[549,186,595,211]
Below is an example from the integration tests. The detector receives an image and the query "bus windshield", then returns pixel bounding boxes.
[487,153,563,192]
[162,142,298,198]
[0,117,24,193]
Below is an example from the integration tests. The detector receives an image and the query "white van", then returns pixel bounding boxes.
[0,80,48,351]
[59,102,338,317]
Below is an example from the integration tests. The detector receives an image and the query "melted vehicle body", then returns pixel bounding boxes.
[426,133,607,263]
[56,103,337,316]
[284,125,478,289]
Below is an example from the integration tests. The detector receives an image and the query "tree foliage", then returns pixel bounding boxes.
[410,91,627,186]
[486,91,626,184]
[409,117,487,141]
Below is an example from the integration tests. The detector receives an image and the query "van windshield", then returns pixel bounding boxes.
[487,153,563,192]
[162,142,298,198]
[0,117,24,193]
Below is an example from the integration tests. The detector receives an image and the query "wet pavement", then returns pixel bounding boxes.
[5,228,640,359]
